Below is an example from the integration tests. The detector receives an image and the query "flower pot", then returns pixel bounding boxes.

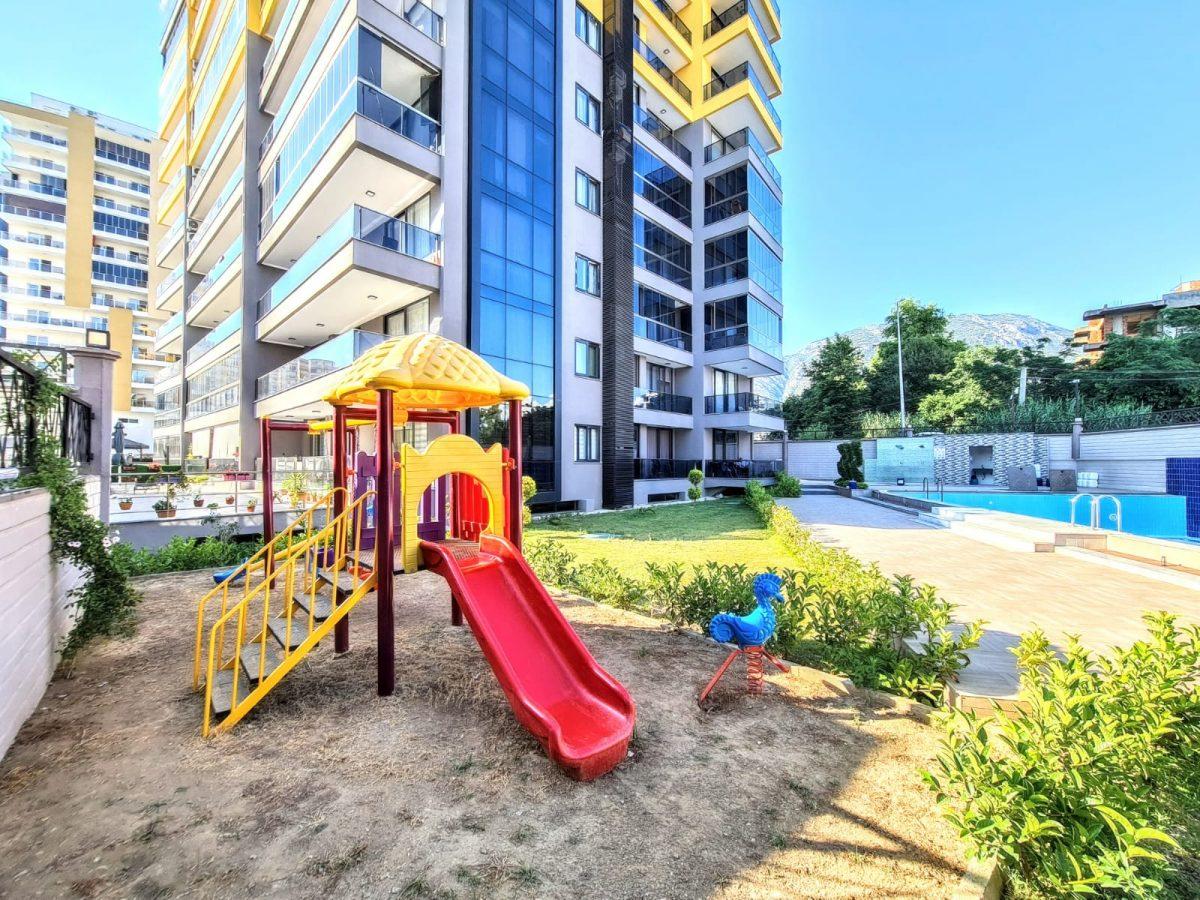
[194,498,204,507]
[225,497,235,505]
[118,501,132,511]
[155,508,177,519]
[247,504,257,513]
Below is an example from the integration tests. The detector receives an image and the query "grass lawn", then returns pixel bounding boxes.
[526,498,796,580]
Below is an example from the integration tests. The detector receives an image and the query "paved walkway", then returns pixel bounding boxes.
[777,495,1199,702]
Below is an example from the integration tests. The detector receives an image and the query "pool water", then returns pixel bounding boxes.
[916,491,1191,542]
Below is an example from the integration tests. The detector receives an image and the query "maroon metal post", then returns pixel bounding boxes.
[507,398,523,551]
[332,405,349,653]
[374,390,395,696]
[260,416,274,547]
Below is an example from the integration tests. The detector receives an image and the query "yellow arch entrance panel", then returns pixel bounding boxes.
[399,434,507,573]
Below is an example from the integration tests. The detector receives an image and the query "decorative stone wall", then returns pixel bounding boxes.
[932,433,1048,487]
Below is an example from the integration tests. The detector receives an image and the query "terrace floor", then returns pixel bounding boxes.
[779,494,1200,706]
[0,570,969,899]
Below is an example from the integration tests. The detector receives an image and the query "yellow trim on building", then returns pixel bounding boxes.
[108,308,134,413]
[64,112,97,311]
[187,39,247,165]
[190,0,238,108]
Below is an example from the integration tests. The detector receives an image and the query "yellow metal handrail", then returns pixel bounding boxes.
[201,490,376,735]
[191,487,346,688]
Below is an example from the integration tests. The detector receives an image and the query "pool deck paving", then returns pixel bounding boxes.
[776,494,1199,709]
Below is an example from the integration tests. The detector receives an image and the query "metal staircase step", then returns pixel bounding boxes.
[208,670,242,717]
[267,615,313,650]
[291,590,334,622]
[239,641,285,682]
[315,569,361,594]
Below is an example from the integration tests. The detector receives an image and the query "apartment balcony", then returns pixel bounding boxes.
[704,127,781,194]
[634,458,702,480]
[154,360,182,392]
[2,155,65,177]
[187,169,243,274]
[188,97,245,223]
[155,261,185,312]
[0,232,65,252]
[96,172,153,203]
[0,285,65,307]
[633,387,693,428]
[633,34,692,125]
[185,241,243,328]
[634,314,693,368]
[633,105,692,168]
[93,246,149,269]
[186,308,241,371]
[704,325,785,377]
[185,384,240,431]
[255,329,388,419]
[154,310,184,355]
[0,203,66,229]
[0,258,64,280]
[0,176,66,201]
[257,206,442,346]
[258,79,441,269]
[262,0,444,116]
[704,458,781,481]
[702,62,783,153]
[704,0,782,96]
[635,0,693,61]
[155,214,193,270]
[1,127,67,154]
[703,391,784,431]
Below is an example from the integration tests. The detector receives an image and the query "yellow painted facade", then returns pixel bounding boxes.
[64,112,97,311]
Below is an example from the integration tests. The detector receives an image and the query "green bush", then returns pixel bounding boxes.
[835,440,864,486]
[111,535,257,576]
[925,614,1200,898]
[527,486,979,706]
[769,471,802,498]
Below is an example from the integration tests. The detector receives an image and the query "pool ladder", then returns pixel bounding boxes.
[921,477,945,501]
[1069,493,1123,532]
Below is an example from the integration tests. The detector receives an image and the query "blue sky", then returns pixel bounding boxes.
[2,1,1197,352]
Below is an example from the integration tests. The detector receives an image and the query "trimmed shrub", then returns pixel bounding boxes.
[111,535,257,576]
[835,440,864,487]
[770,471,802,498]
[926,615,1200,898]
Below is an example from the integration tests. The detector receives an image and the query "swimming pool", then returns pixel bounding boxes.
[904,491,1192,542]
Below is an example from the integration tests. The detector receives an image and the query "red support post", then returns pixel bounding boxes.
[507,398,523,551]
[375,390,395,696]
[332,405,349,653]
[260,416,274,548]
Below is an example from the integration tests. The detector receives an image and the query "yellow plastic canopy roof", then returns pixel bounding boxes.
[324,333,530,412]
[306,417,373,434]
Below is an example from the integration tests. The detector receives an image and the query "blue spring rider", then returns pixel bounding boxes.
[698,573,790,703]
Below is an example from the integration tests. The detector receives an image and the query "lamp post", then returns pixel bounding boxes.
[895,300,908,434]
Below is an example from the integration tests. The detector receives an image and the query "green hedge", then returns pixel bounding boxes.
[111,536,258,576]
[527,485,980,705]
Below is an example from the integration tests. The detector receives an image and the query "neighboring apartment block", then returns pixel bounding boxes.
[0,95,169,449]
[1072,280,1200,360]
[152,0,784,510]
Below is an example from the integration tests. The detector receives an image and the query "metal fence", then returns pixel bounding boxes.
[0,347,93,475]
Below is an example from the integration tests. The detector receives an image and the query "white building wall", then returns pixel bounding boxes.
[1077,424,1200,492]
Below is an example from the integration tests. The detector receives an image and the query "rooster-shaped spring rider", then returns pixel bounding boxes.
[698,573,790,703]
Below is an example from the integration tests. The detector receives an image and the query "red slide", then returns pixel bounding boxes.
[420,534,635,781]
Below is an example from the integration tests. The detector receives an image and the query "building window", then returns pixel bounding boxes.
[575,424,601,462]
[633,213,691,287]
[575,169,600,214]
[634,142,692,226]
[575,3,601,53]
[575,86,601,133]
[574,254,600,296]
[384,297,430,336]
[574,338,600,378]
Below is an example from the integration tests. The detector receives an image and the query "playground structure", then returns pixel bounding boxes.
[698,573,791,703]
[192,334,635,781]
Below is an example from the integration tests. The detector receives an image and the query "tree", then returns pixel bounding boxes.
[867,300,966,414]
[917,347,1022,429]
[791,334,868,437]
[1078,330,1200,410]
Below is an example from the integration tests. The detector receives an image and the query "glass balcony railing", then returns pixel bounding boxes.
[260,79,441,234]
[0,285,65,302]
[93,271,148,289]
[646,0,691,42]
[96,171,152,195]
[94,246,149,265]
[189,169,243,253]
[5,154,66,173]
[634,314,692,352]
[633,105,691,166]
[187,240,242,310]
[186,308,242,365]
[704,392,782,416]
[705,459,781,479]
[258,206,442,319]
[0,203,65,224]
[2,126,67,147]
[404,0,444,43]
[3,233,65,249]
[93,294,148,312]
[186,384,239,419]
[156,262,184,299]
[704,323,783,359]
[157,310,183,339]
[261,0,305,78]
[0,176,66,198]
[703,62,782,131]
[191,96,243,202]
[257,329,387,399]
[634,458,702,480]
[704,0,781,76]
[156,360,182,384]
[705,127,782,190]
[633,387,693,415]
[634,34,692,103]
[0,259,64,275]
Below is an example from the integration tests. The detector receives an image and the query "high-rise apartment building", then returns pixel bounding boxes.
[1,95,169,449]
[152,0,784,509]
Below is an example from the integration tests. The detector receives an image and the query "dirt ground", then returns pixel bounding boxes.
[0,570,969,899]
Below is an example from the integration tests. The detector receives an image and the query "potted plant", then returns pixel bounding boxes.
[225,494,235,505]
[281,472,309,508]
[153,484,177,519]
[118,497,133,511]
[193,492,204,508]
[247,498,258,512]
